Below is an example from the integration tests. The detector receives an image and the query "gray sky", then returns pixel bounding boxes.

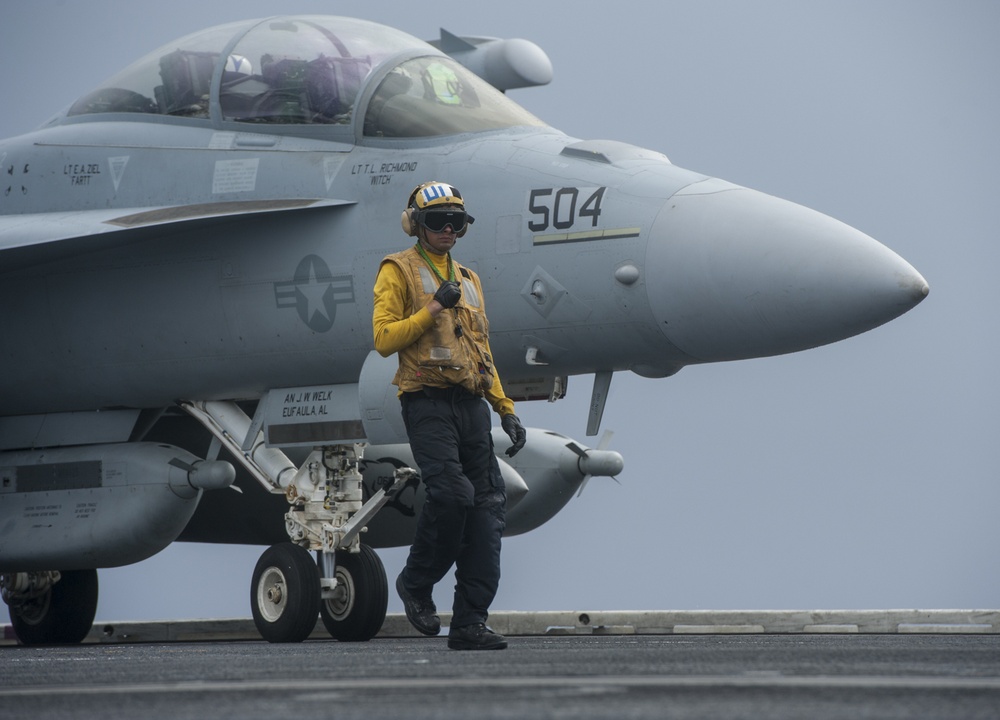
[3,1,997,621]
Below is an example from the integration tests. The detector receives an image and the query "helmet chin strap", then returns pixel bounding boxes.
[417,228,452,255]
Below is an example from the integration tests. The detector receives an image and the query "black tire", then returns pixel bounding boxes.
[318,545,388,642]
[251,543,320,643]
[9,569,98,646]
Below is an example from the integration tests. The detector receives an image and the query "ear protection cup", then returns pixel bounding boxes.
[401,208,417,236]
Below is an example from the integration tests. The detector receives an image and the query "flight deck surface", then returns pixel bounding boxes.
[2,634,998,720]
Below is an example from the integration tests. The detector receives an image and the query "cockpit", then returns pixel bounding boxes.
[63,15,545,138]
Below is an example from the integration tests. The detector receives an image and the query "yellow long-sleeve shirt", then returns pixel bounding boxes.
[373,251,515,417]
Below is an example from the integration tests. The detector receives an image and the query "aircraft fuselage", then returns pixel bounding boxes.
[1,124,700,415]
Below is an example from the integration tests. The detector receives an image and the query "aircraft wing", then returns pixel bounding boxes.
[0,198,353,272]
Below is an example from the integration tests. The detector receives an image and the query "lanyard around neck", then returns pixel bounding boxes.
[415,243,456,284]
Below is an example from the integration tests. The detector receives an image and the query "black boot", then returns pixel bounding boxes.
[447,623,507,650]
[396,574,441,636]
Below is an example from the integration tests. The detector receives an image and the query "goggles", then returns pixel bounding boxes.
[417,209,473,233]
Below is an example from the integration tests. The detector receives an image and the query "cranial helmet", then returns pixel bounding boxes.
[401,181,475,237]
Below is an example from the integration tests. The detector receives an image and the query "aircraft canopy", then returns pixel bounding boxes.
[62,16,544,138]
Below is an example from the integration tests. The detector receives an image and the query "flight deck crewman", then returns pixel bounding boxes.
[372,181,526,651]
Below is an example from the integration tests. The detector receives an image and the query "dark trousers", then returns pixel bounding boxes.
[399,388,506,628]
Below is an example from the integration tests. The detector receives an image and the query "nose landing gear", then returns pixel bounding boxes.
[248,444,415,643]
[183,400,416,645]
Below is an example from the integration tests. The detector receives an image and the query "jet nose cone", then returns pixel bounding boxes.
[647,180,928,361]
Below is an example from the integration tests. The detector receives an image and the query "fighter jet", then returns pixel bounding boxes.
[0,15,928,645]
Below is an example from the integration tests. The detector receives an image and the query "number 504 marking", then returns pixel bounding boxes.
[528,186,606,232]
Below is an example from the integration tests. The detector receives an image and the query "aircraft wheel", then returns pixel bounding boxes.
[251,543,320,643]
[9,569,98,646]
[318,545,388,642]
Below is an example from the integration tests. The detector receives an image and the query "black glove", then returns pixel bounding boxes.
[501,414,526,457]
[433,280,462,309]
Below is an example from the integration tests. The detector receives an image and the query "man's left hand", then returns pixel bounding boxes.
[501,414,526,457]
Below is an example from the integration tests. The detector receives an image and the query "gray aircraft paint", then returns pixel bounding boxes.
[0,15,927,643]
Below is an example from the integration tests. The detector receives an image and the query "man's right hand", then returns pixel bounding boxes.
[433,281,462,309]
